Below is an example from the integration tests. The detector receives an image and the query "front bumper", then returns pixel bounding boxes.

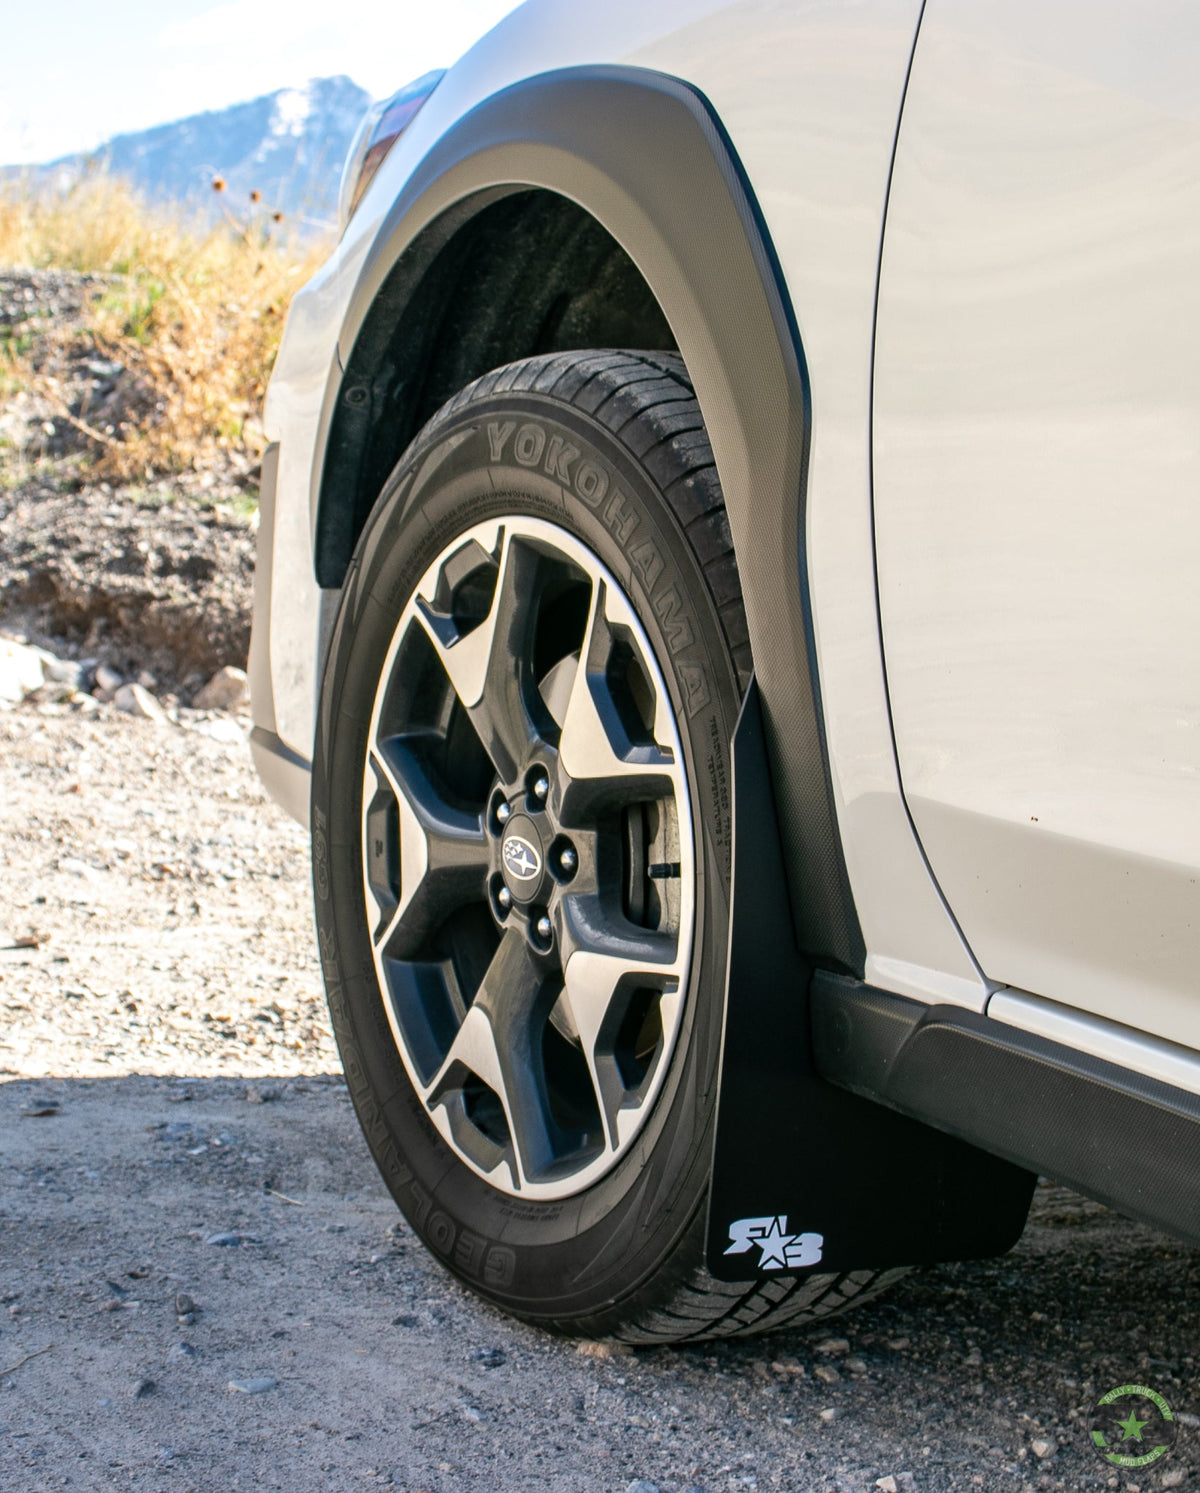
[248,439,313,826]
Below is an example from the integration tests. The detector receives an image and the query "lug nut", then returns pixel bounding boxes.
[532,775,549,802]
[559,847,578,875]
[497,887,513,911]
[535,914,552,941]
[496,802,512,825]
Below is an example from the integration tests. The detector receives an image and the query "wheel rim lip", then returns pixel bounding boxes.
[360,514,697,1202]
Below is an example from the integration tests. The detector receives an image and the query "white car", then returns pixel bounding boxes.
[250,0,1200,1343]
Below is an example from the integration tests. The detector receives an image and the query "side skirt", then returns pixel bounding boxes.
[811,975,1200,1248]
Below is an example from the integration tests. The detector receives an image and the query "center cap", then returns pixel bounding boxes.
[500,815,545,902]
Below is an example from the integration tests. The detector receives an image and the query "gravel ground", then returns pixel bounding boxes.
[1,705,1197,1493]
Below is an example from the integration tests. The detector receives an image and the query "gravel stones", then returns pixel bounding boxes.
[193,665,249,711]
[0,705,333,1082]
[0,638,45,703]
[228,1376,277,1394]
[113,681,168,723]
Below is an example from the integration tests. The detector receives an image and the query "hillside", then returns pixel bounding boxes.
[21,76,371,231]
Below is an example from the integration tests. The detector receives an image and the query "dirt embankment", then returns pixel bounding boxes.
[1,268,257,693]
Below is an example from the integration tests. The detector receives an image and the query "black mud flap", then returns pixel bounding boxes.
[705,679,1035,1281]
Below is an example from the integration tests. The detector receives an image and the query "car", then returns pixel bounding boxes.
[249,0,1200,1345]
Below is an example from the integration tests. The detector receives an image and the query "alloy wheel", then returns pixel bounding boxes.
[360,517,695,1200]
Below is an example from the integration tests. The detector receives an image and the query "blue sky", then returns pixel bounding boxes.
[1,0,524,163]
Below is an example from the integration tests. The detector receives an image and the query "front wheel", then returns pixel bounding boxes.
[312,349,904,1341]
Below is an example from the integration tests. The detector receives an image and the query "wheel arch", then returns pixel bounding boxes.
[316,64,865,973]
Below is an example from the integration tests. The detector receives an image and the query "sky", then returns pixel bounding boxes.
[0,0,526,164]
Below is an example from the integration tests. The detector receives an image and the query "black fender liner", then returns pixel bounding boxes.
[318,64,863,973]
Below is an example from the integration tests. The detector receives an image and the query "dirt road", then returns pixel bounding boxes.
[1,702,1197,1493]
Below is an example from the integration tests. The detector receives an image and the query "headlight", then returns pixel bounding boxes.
[337,70,446,234]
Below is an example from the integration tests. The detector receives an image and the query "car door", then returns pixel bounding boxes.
[872,0,1200,1050]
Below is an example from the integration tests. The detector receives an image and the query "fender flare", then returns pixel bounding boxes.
[319,64,864,972]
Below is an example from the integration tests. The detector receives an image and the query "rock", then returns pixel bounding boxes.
[814,1364,841,1384]
[19,1098,60,1117]
[174,1292,197,1318]
[626,1482,661,1493]
[1160,1471,1186,1488]
[39,653,84,689]
[391,1314,418,1328]
[244,1085,279,1104]
[94,663,124,695]
[0,638,45,703]
[814,1337,851,1354]
[228,1376,276,1394]
[876,1479,899,1493]
[469,1346,506,1369]
[576,1340,632,1359]
[191,714,244,743]
[193,665,249,711]
[169,1342,197,1359]
[818,1407,841,1424]
[1031,1439,1057,1460]
[113,682,168,724]
[131,1377,156,1398]
[206,1231,243,1247]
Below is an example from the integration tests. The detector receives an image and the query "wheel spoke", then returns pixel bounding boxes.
[414,533,544,784]
[424,929,558,1188]
[370,744,489,958]
[556,891,680,1149]
[557,579,675,802]
[560,948,680,1153]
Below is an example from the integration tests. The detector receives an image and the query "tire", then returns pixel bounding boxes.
[311,349,905,1342]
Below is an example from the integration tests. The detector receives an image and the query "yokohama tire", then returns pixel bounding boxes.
[311,350,905,1341]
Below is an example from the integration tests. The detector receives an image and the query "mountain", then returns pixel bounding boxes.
[32,76,372,232]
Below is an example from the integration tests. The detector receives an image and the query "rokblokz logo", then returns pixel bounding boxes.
[1090,1384,1177,1469]
[725,1215,824,1270]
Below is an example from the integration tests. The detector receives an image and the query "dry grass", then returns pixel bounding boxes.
[0,173,329,483]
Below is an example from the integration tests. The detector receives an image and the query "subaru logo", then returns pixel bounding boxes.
[502,834,541,881]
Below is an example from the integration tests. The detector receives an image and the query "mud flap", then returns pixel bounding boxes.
[705,678,1035,1281]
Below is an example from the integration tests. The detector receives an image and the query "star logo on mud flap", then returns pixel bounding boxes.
[724,1216,824,1271]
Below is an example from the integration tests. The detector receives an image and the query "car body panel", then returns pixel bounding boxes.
[874,0,1200,1050]
[255,0,988,1003]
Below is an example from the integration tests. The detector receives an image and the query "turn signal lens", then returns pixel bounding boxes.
[337,70,445,234]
